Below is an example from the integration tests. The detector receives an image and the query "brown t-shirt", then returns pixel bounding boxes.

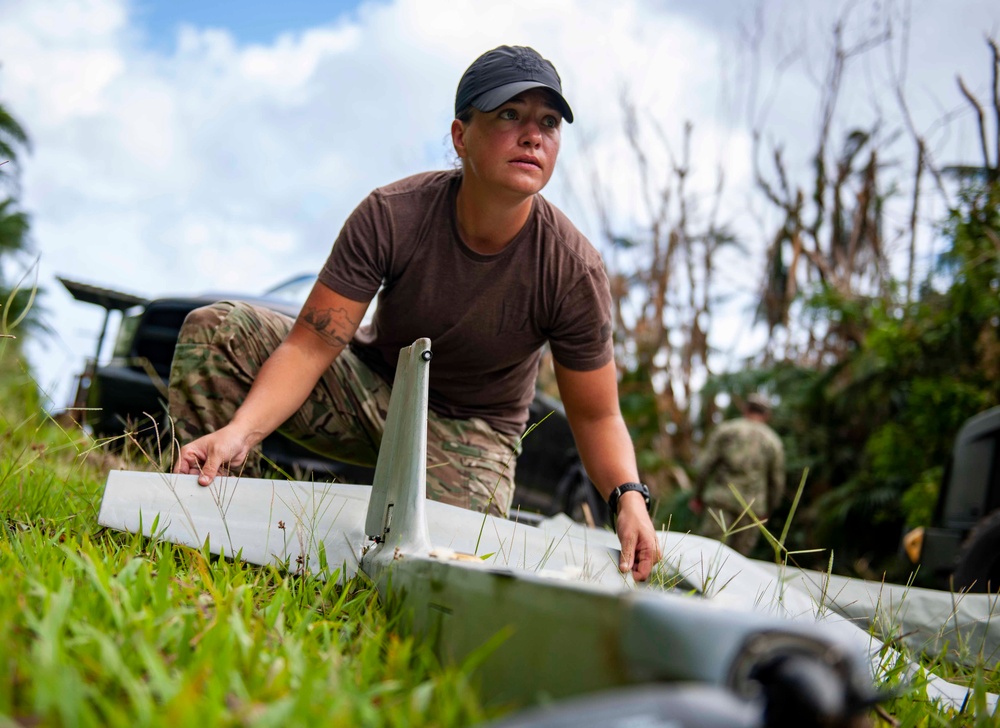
[318,170,613,435]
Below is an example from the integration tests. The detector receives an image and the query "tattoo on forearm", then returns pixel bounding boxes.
[300,305,357,347]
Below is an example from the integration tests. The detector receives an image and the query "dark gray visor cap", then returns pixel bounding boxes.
[455,46,574,123]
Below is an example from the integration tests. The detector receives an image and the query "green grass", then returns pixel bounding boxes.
[0,342,493,727]
[2,338,999,726]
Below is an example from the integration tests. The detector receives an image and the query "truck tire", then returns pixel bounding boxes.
[952,509,1000,593]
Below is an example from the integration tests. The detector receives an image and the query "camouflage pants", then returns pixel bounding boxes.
[167,301,520,517]
[698,508,763,557]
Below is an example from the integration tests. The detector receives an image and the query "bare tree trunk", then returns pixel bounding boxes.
[906,141,924,305]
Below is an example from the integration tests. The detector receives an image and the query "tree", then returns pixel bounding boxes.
[566,3,996,573]
[580,99,737,496]
[745,3,896,367]
[742,33,1000,574]
[0,94,38,340]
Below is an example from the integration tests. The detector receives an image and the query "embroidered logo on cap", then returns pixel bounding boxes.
[512,47,543,74]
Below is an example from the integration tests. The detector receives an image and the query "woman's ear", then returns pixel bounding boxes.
[451,119,467,160]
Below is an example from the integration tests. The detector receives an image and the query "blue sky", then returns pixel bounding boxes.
[133,0,369,48]
[2,0,999,408]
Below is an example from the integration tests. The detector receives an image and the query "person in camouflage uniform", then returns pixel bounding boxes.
[168,45,662,582]
[690,394,786,555]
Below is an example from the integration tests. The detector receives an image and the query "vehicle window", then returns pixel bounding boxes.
[264,273,379,327]
[263,274,316,307]
[112,309,143,359]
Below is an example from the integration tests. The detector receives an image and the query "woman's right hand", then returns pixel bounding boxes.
[173,425,253,486]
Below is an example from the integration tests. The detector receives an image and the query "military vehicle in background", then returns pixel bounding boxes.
[904,406,1000,592]
[59,274,609,528]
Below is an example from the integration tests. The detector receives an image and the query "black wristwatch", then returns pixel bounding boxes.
[608,482,651,528]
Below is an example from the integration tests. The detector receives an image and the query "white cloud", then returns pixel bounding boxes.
[0,0,997,407]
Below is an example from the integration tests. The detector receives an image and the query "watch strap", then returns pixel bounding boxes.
[608,482,651,518]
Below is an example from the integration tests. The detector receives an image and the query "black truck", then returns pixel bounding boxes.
[904,406,1000,592]
[60,274,609,527]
